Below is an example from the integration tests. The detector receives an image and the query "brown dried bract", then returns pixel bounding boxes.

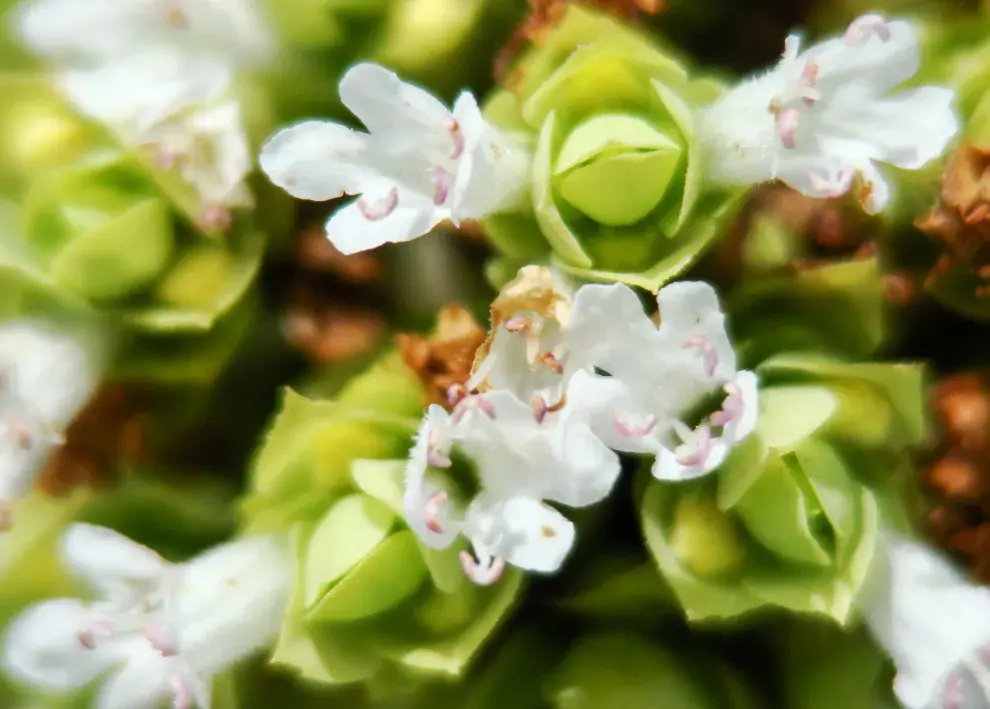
[917,144,990,297]
[297,226,382,285]
[495,0,665,84]
[283,302,387,365]
[925,371,990,584]
[36,386,148,497]
[397,305,487,407]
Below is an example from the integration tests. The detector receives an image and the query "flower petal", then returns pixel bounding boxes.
[653,437,728,482]
[324,184,440,255]
[61,524,170,597]
[259,120,373,202]
[404,406,460,550]
[2,599,118,690]
[564,370,658,454]
[545,415,622,508]
[728,370,760,443]
[93,643,174,709]
[469,497,576,573]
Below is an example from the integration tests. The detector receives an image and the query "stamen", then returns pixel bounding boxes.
[424,491,448,534]
[144,622,178,657]
[776,108,800,149]
[357,187,399,221]
[446,383,469,407]
[681,336,718,377]
[170,674,192,709]
[429,166,452,206]
[77,620,115,649]
[675,424,711,467]
[539,351,564,374]
[710,382,743,428]
[450,394,497,424]
[504,316,532,333]
[459,550,506,586]
[613,413,658,438]
[532,395,548,424]
[448,120,465,160]
[426,428,452,468]
[844,14,891,46]
[2,416,34,451]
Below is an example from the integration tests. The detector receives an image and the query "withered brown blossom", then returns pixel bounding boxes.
[296,226,382,284]
[925,372,990,583]
[917,143,990,298]
[397,305,487,407]
[35,386,148,498]
[495,0,665,84]
[283,300,387,365]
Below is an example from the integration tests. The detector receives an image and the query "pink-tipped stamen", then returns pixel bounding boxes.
[459,550,506,586]
[144,622,178,657]
[424,491,448,534]
[776,107,800,149]
[844,14,891,46]
[446,383,468,407]
[710,382,743,428]
[429,166,452,206]
[451,394,497,424]
[78,620,115,650]
[357,187,399,221]
[682,336,718,378]
[532,395,548,424]
[448,120,465,160]
[170,674,192,709]
[613,413,658,438]
[504,316,532,333]
[675,425,711,468]
[539,351,564,374]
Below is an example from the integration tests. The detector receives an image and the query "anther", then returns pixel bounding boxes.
[844,14,891,46]
[424,491,448,534]
[710,382,743,428]
[78,621,114,650]
[144,622,178,657]
[459,550,506,586]
[682,336,718,378]
[170,674,192,709]
[613,413,658,438]
[357,187,399,221]
[448,120,465,160]
[532,395,548,424]
[539,352,564,374]
[675,425,711,467]
[429,166,452,206]
[504,316,532,333]
[776,108,800,149]
[446,383,468,407]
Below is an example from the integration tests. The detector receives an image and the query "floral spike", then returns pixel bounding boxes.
[260,63,529,255]
[700,13,958,213]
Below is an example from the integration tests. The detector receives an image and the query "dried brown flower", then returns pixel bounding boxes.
[917,143,990,297]
[297,226,382,284]
[283,304,387,365]
[36,386,148,497]
[495,0,665,84]
[397,305,487,406]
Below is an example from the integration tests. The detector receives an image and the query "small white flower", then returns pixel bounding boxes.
[14,0,274,69]
[0,321,99,526]
[565,282,758,482]
[860,531,990,709]
[700,13,958,213]
[404,389,620,584]
[259,62,529,255]
[1,524,291,709]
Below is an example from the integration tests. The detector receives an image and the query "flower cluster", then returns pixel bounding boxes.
[403,266,757,582]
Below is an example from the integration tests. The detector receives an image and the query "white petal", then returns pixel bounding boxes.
[729,370,759,443]
[338,63,452,154]
[324,186,441,255]
[656,280,737,380]
[653,437,728,482]
[2,599,119,690]
[259,121,373,202]
[94,644,174,709]
[563,370,657,454]
[13,0,149,60]
[811,19,920,95]
[545,416,622,507]
[61,524,170,597]
[469,497,576,573]
[566,283,659,375]
[403,406,459,550]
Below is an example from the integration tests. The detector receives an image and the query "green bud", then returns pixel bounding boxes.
[481,5,743,291]
[242,351,524,687]
[641,353,926,623]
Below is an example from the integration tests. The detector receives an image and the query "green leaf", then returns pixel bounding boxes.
[349,459,406,515]
[756,385,838,450]
[717,433,770,511]
[304,494,396,609]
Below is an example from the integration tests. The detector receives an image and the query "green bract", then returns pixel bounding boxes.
[481,5,742,291]
[641,352,927,623]
[0,76,266,385]
[241,352,523,688]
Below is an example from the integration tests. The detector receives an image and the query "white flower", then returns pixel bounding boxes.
[860,531,990,709]
[14,0,274,69]
[1,524,291,709]
[403,389,621,584]
[259,62,529,255]
[565,282,758,482]
[700,13,958,213]
[0,321,99,526]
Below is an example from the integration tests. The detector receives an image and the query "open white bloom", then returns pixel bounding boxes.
[566,282,758,482]
[700,13,957,213]
[260,63,529,255]
[860,531,990,709]
[14,0,274,69]
[0,321,99,526]
[2,524,291,709]
[404,389,621,585]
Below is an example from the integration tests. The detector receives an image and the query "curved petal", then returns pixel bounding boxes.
[2,599,118,690]
[259,121,372,202]
[470,497,576,573]
[811,20,920,96]
[324,185,440,255]
[656,280,736,383]
[13,0,145,59]
[61,524,170,596]
[338,63,452,155]
[544,417,622,507]
[566,283,659,375]
[94,644,174,709]
[653,438,728,482]
[403,406,459,550]
[728,370,760,443]
[564,370,658,454]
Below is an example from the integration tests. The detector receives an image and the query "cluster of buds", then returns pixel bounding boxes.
[925,372,990,582]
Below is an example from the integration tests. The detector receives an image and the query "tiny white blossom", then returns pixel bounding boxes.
[1,524,291,709]
[861,531,990,709]
[14,0,274,70]
[259,63,529,255]
[565,282,758,482]
[0,321,99,527]
[700,13,958,213]
[404,389,620,585]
